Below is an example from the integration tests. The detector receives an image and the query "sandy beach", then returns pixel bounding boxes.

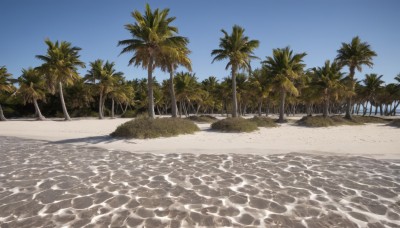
[1,117,400,227]
[0,117,399,160]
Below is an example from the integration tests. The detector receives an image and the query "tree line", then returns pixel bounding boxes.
[1,4,399,122]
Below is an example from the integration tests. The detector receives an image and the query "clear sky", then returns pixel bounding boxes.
[1,0,399,84]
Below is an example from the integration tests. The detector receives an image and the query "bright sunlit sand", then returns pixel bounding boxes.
[0,117,399,160]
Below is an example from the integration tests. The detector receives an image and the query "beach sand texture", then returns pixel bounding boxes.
[0,136,399,227]
[0,118,399,159]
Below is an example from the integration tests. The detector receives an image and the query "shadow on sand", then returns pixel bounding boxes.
[49,135,135,145]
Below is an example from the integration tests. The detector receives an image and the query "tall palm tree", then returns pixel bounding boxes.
[17,68,47,120]
[36,39,85,121]
[118,4,188,118]
[335,36,377,119]
[262,47,306,122]
[0,66,15,121]
[211,25,259,117]
[160,45,192,117]
[362,73,384,115]
[312,60,344,117]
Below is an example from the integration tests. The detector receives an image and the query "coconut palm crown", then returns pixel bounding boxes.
[36,39,85,120]
[335,36,377,119]
[211,25,259,117]
[118,3,188,118]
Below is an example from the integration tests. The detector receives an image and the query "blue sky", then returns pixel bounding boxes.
[1,0,399,84]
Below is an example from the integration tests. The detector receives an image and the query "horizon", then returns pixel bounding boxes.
[1,0,400,84]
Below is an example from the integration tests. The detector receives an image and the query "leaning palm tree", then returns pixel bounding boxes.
[17,68,47,120]
[262,47,306,122]
[118,4,188,118]
[312,60,344,117]
[160,45,192,117]
[36,39,85,121]
[0,66,15,121]
[335,36,377,119]
[211,25,259,117]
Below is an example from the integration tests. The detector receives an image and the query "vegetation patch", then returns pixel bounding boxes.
[297,116,337,127]
[249,116,278,128]
[187,115,218,123]
[297,115,389,127]
[211,118,258,133]
[352,116,390,124]
[111,117,200,139]
[388,119,400,128]
[120,110,137,118]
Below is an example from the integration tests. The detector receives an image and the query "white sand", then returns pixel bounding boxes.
[0,117,399,160]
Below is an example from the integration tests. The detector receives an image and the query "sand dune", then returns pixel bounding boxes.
[0,116,398,160]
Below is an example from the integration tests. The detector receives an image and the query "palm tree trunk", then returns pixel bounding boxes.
[231,66,238,118]
[169,68,178,118]
[147,57,155,118]
[279,88,286,123]
[369,101,373,116]
[99,92,104,119]
[33,99,46,120]
[59,82,71,121]
[0,104,7,121]
[258,100,262,116]
[111,98,115,118]
[345,66,355,119]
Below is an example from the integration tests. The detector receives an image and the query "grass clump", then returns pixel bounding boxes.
[110,117,200,139]
[187,115,218,123]
[211,118,258,132]
[388,119,400,128]
[249,116,278,128]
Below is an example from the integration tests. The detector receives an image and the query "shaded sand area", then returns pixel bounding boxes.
[0,137,400,227]
[0,117,399,159]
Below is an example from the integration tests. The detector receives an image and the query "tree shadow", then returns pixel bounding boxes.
[49,135,124,145]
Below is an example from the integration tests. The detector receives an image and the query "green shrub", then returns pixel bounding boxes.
[211,118,258,132]
[297,116,336,127]
[249,116,278,128]
[110,117,200,139]
[388,119,400,128]
[187,115,218,123]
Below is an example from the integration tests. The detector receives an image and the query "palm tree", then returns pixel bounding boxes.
[17,68,47,120]
[118,4,188,118]
[36,39,85,121]
[248,68,271,116]
[0,66,15,121]
[109,77,133,118]
[312,60,344,117]
[211,25,259,117]
[174,72,202,117]
[85,60,123,119]
[262,47,306,122]
[159,41,192,117]
[335,36,377,119]
[362,73,384,115]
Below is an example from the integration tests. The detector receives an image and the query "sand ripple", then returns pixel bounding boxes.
[0,136,399,227]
